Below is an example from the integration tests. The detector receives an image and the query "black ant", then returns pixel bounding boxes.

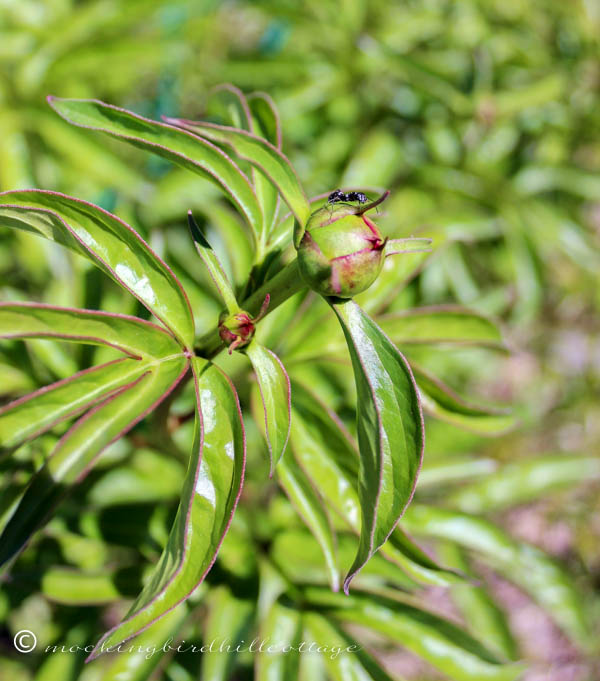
[328,189,368,206]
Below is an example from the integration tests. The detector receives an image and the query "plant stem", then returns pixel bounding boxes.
[194,259,304,358]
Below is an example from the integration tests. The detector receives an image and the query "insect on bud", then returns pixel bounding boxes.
[218,295,270,354]
[294,191,389,298]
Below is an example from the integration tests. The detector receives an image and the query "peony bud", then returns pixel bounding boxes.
[294,192,389,298]
[218,295,270,354]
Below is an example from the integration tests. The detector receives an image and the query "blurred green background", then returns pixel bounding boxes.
[1,1,599,680]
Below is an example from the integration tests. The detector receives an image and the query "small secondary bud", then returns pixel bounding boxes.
[294,192,389,298]
[217,295,270,354]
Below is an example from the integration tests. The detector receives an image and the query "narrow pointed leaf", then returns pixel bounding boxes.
[0,355,188,568]
[0,357,152,451]
[246,340,291,474]
[305,589,525,681]
[0,191,194,348]
[331,300,424,592]
[188,211,239,313]
[88,357,245,659]
[290,382,458,586]
[48,97,264,238]
[164,118,311,228]
[248,92,282,235]
[248,92,282,149]
[402,505,591,648]
[0,303,182,359]
[278,456,340,591]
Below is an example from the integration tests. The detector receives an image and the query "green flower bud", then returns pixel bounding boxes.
[294,194,388,298]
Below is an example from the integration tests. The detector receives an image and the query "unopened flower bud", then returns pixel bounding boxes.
[218,295,270,354]
[294,193,388,298]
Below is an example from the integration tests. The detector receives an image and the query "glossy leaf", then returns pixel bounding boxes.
[0,355,188,568]
[402,505,591,648]
[305,589,524,681]
[0,302,182,359]
[277,456,340,591]
[0,357,146,451]
[290,382,458,586]
[378,306,507,350]
[88,357,245,659]
[47,97,264,239]
[248,91,282,236]
[246,340,291,475]
[331,300,424,593]
[448,455,600,513]
[188,210,239,313]
[164,118,311,228]
[0,191,194,348]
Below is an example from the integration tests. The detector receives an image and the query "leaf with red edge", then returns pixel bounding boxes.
[88,356,245,659]
[331,299,424,593]
[0,192,194,348]
[246,340,291,475]
[0,354,188,568]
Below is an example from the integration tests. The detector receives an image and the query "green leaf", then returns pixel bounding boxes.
[248,92,282,149]
[47,97,263,240]
[187,210,239,313]
[413,364,510,418]
[0,355,188,569]
[201,586,254,681]
[246,340,291,475]
[0,303,182,359]
[0,357,146,451]
[289,382,458,587]
[277,456,340,591]
[379,306,507,350]
[256,600,301,681]
[271,529,414,591]
[101,604,188,681]
[331,300,424,592]
[164,118,311,228]
[248,92,282,236]
[419,391,517,436]
[447,455,600,512]
[88,357,245,659]
[305,589,524,681]
[41,567,123,605]
[439,543,518,661]
[402,505,591,649]
[303,612,398,681]
[0,191,194,348]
